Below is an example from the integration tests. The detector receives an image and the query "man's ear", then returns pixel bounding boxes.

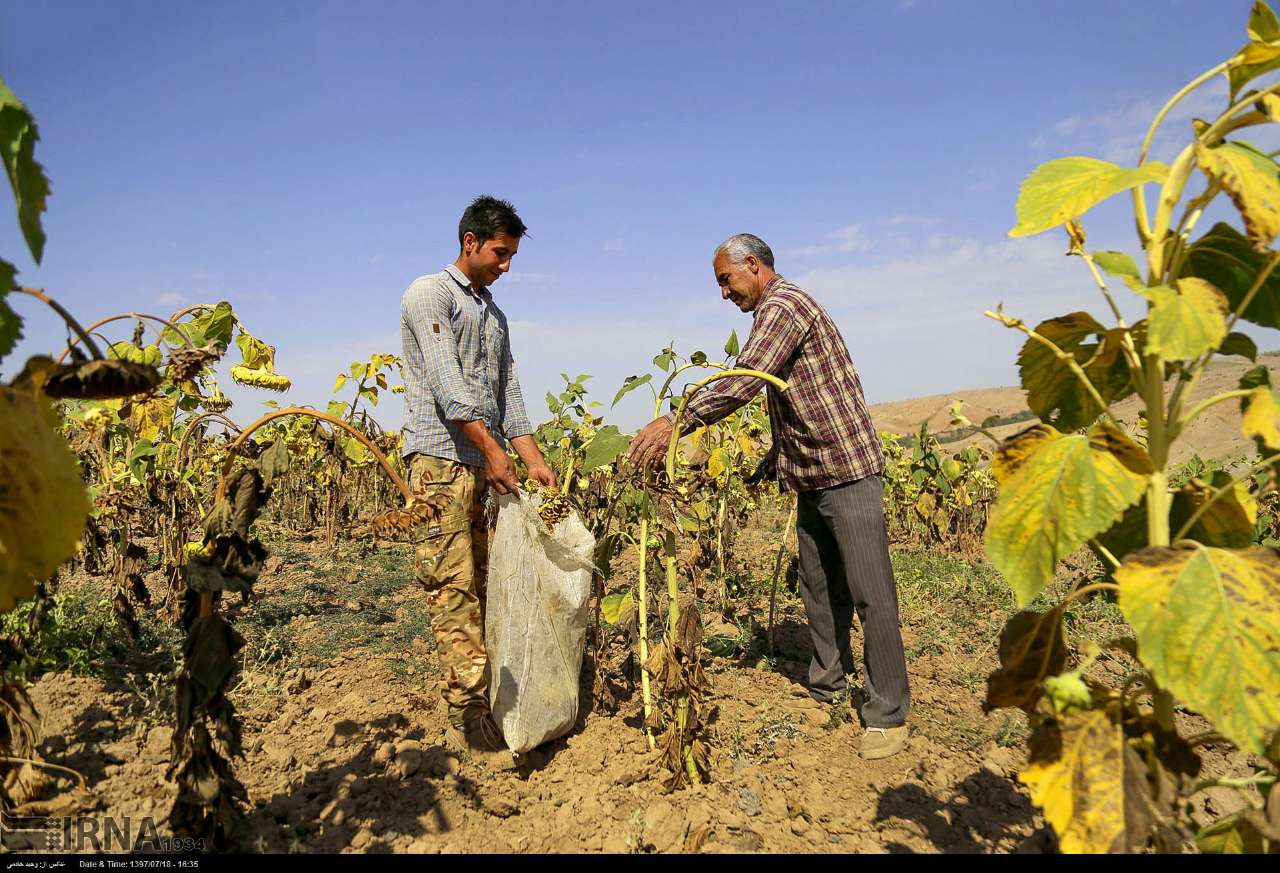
[744,255,760,275]
[462,231,478,255]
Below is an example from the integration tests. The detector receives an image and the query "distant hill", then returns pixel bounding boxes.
[868,352,1280,465]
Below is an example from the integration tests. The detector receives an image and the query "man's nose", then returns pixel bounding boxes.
[721,286,730,300]
[500,261,511,273]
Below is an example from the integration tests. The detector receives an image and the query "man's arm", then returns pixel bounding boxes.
[510,434,557,488]
[627,300,810,466]
[404,283,519,494]
[499,325,557,488]
[457,421,520,494]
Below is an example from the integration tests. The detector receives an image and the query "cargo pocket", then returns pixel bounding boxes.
[409,455,476,592]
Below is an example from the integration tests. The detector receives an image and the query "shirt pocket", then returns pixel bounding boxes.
[486,315,508,367]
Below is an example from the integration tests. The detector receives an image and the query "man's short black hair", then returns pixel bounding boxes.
[458,195,528,248]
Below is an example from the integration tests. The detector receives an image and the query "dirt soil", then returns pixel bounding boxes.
[22,529,1260,855]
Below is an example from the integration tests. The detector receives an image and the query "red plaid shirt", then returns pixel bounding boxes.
[677,276,883,493]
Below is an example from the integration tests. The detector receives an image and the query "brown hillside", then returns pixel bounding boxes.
[869,352,1280,465]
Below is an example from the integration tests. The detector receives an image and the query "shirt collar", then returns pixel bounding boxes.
[445,263,487,299]
[755,275,784,313]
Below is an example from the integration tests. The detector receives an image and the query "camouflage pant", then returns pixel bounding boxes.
[408,454,490,719]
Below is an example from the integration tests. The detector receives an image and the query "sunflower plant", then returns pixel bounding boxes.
[984,3,1280,852]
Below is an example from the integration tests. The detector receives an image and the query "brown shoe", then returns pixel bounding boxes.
[860,725,908,760]
[444,707,520,771]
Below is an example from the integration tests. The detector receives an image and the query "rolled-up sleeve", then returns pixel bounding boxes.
[403,283,484,422]
[499,334,534,438]
[677,299,810,432]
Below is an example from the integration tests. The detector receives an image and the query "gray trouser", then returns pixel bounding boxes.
[795,474,910,727]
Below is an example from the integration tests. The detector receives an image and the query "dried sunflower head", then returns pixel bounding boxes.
[42,357,162,400]
[525,479,571,531]
[200,390,233,413]
[362,493,451,538]
[167,343,222,383]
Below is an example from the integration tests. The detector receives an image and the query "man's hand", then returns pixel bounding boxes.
[527,459,558,489]
[461,420,521,495]
[509,434,557,490]
[483,447,520,495]
[627,416,674,469]
[745,453,775,486]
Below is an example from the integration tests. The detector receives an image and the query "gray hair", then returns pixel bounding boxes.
[714,233,775,269]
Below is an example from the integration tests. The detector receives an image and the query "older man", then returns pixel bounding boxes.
[400,195,557,766]
[628,233,910,760]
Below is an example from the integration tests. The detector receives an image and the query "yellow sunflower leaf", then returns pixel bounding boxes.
[986,424,1151,605]
[1116,546,1280,754]
[0,387,91,609]
[1195,141,1280,251]
[1019,707,1125,853]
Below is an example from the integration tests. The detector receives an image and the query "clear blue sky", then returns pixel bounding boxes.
[1,0,1271,431]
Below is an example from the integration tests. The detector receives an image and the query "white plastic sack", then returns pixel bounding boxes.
[486,491,595,753]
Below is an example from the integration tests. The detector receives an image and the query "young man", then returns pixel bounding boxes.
[399,195,556,764]
[628,233,911,760]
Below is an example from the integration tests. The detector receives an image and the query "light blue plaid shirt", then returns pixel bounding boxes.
[400,264,534,466]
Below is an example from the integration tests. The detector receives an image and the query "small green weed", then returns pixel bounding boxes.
[0,579,133,684]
